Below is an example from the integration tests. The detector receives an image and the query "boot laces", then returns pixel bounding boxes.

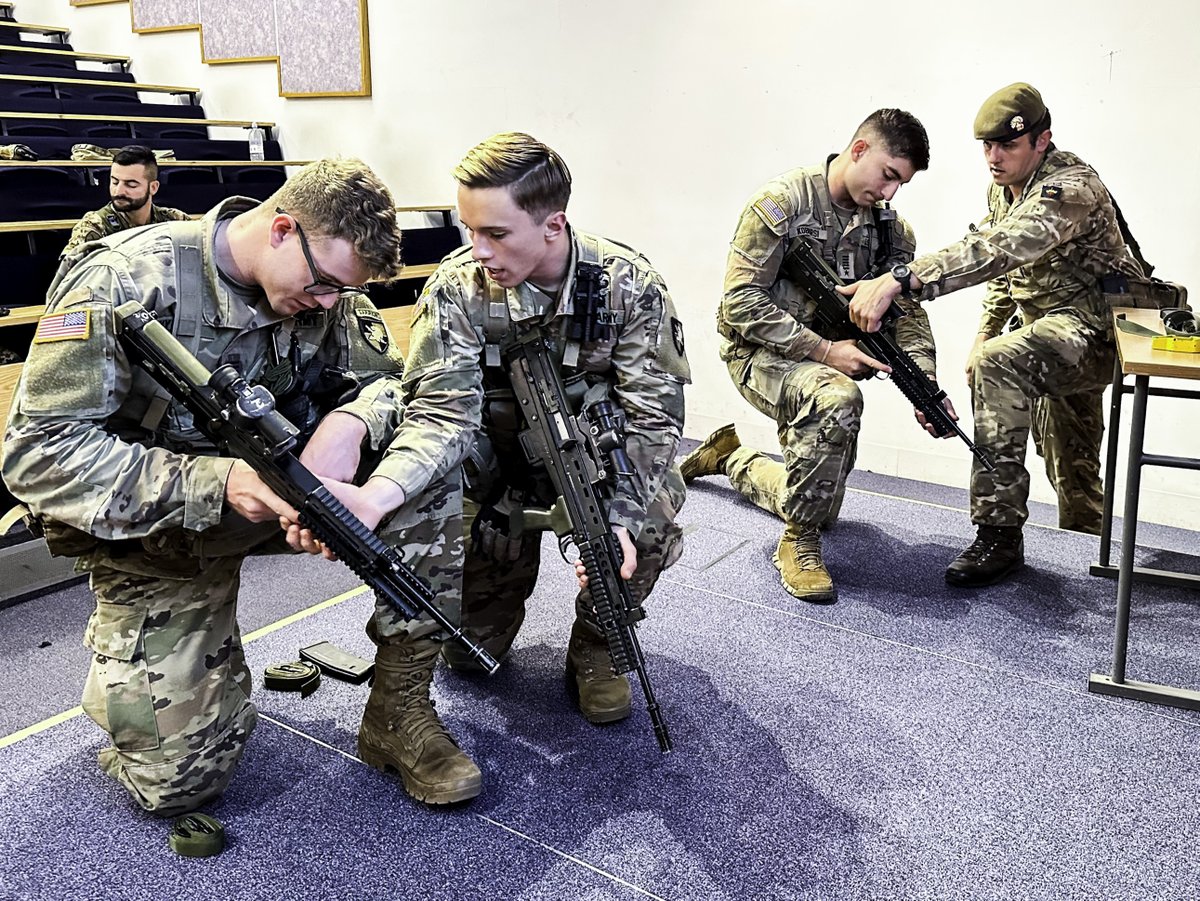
[788,529,824,571]
[379,655,454,746]
[571,635,617,679]
[961,528,1015,562]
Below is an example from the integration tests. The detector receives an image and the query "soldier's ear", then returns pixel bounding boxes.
[269,210,295,248]
[148,179,160,198]
[542,210,567,242]
[849,137,870,162]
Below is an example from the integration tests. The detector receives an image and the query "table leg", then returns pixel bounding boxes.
[1095,359,1123,570]
[1088,374,1200,710]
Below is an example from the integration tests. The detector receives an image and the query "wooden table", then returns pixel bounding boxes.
[1088,307,1200,710]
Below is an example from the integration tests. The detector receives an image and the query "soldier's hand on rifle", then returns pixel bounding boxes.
[914,381,959,438]
[614,525,638,578]
[225,459,300,522]
[321,475,405,532]
[574,525,638,589]
[819,338,892,380]
[840,270,918,333]
[281,520,336,559]
[300,411,367,483]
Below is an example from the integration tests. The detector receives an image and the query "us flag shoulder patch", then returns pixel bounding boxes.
[753,194,788,227]
[33,309,91,344]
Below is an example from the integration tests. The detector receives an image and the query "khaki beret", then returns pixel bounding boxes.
[973,83,1050,141]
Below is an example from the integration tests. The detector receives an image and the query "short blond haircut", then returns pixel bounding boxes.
[268,158,402,280]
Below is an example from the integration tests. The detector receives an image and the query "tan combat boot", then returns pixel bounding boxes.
[679,424,741,482]
[358,639,482,804]
[773,523,836,603]
[565,620,631,723]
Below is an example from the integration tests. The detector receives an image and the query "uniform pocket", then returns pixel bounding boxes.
[82,603,161,752]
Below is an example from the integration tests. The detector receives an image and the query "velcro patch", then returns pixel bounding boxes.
[358,313,390,354]
[1041,185,1063,200]
[671,317,685,356]
[33,309,91,343]
[754,194,788,228]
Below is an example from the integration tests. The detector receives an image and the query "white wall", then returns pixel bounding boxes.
[26,0,1200,530]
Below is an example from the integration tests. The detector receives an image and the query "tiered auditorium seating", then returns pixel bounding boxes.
[0,5,464,563]
[0,8,296,317]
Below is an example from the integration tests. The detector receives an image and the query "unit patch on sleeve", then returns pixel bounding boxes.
[1040,184,1063,200]
[33,309,91,344]
[671,316,685,356]
[359,314,390,354]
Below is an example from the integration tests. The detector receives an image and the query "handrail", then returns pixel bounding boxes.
[0,73,198,95]
[0,110,273,128]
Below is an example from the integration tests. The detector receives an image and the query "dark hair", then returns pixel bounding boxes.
[1026,109,1053,146]
[452,132,571,220]
[854,109,931,172]
[112,145,159,181]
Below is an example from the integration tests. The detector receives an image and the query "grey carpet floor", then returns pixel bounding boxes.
[1,471,1197,901]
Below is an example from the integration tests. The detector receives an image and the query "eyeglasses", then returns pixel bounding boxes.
[276,207,364,297]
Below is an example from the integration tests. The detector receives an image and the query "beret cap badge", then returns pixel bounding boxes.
[1010,115,1025,132]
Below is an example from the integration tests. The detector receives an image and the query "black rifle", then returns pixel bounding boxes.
[504,329,671,753]
[783,243,995,471]
[114,300,499,674]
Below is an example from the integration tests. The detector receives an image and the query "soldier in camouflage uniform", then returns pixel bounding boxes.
[318,133,690,806]
[847,83,1144,586]
[681,109,941,603]
[1,159,406,815]
[61,145,190,258]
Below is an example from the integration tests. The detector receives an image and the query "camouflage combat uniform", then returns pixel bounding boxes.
[718,162,936,526]
[369,228,690,659]
[62,201,191,258]
[909,147,1142,532]
[1,197,407,815]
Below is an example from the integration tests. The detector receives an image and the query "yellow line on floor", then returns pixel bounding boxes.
[0,583,370,750]
[241,584,370,642]
[0,706,84,750]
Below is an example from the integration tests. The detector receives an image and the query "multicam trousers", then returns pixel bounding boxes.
[724,344,862,527]
[378,465,687,661]
[78,517,280,815]
[970,307,1114,533]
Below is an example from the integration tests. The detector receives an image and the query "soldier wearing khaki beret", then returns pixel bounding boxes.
[843,83,1144,586]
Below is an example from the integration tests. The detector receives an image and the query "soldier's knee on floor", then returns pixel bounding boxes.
[100,703,257,817]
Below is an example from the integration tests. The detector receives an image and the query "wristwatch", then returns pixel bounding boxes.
[891,264,913,299]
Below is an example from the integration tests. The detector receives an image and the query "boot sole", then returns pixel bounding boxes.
[358,735,482,805]
[564,664,632,724]
[772,551,837,604]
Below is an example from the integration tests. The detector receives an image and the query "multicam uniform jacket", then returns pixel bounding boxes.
[3,197,406,545]
[62,201,192,258]
[719,160,937,375]
[909,147,1144,332]
[373,227,690,539]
